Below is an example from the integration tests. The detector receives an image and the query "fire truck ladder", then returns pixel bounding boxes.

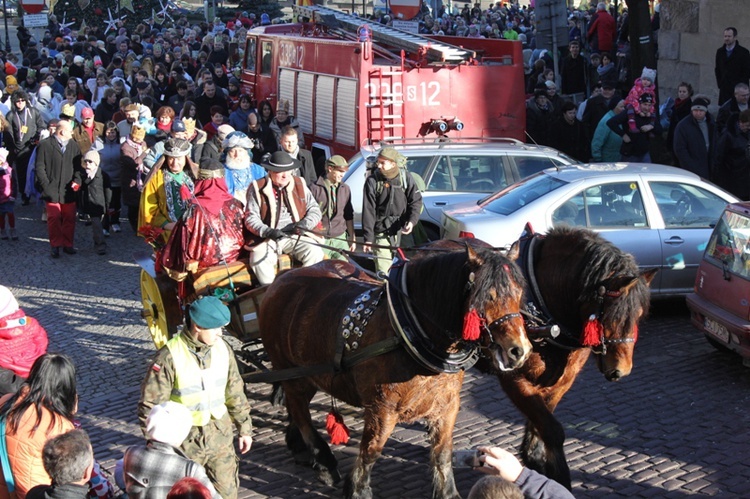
[293,4,476,63]
[367,68,405,142]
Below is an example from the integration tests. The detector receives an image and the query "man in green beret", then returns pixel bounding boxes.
[361,147,423,274]
[137,296,253,499]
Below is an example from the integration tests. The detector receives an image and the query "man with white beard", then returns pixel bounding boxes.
[222,131,265,207]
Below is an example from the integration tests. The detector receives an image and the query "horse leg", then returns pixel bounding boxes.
[283,380,341,486]
[427,398,461,499]
[344,409,398,499]
[499,376,571,490]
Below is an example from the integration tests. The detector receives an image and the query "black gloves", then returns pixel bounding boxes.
[266,228,286,241]
[281,223,303,236]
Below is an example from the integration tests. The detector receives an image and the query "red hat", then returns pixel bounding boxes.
[4,61,16,76]
[81,107,95,119]
[227,21,235,28]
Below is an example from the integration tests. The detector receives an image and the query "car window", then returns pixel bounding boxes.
[429,155,505,193]
[553,182,647,228]
[705,210,750,278]
[483,174,566,215]
[650,181,728,228]
[512,155,569,179]
[405,156,431,183]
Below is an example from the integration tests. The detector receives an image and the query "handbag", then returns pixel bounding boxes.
[0,416,15,493]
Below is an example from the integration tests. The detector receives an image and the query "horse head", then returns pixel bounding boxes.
[463,244,532,371]
[578,268,657,381]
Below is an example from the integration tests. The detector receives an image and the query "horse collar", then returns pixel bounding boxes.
[385,263,479,374]
[334,287,385,370]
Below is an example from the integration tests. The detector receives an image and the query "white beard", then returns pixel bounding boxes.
[225,148,251,170]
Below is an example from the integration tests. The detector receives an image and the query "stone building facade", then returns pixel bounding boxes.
[659,0,750,110]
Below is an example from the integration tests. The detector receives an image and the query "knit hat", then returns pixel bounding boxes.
[171,119,186,133]
[325,155,349,171]
[145,402,193,447]
[130,123,146,142]
[81,107,94,119]
[640,67,656,83]
[189,295,231,328]
[198,158,225,179]
[73,55,84,64]
[4,61,16,76]
[544,80,557,90]
[216,124,235,143]
[228,76,239,87]
[4,75,17,94]
[0,285,19,319]
[26,68,36,79]
[60,103,76,119]
[82,150,100,168]
[691,96,710,112]
[163,137,191,158]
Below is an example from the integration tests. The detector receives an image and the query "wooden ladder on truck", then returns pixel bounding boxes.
[367,68,405,142]
[292,4,476,63]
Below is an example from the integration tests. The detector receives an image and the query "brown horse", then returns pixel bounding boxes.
[258,246,531,499]
[427,227,656,490]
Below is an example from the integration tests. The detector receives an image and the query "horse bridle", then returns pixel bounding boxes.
[587,286,636,356]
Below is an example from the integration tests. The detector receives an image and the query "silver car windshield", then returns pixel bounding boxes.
[482,174,567,216]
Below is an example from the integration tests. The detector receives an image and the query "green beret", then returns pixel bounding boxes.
[189,296,230,329]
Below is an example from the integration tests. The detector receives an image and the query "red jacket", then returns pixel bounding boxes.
[0,309,48,378]
[587,11,616,53]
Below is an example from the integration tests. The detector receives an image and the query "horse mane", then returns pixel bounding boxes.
[406,247,525,337]
[543,226,651,336]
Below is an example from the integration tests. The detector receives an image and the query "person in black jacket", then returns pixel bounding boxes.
[559,40,587,97]
[552,101,589,162]
[279,125,316,185]
[5,90,45,204]
[309,155,355,261]
[716,82,750,136]
[35,119,83,258]
[607,93,661,162]
[246,112,277,164]
[715,28,750,107]
[362,147,422,274]
[714,110,750,200]
[525,89,555,146]
[79,150,111,255]
[26,430,94,499]
[673,96,716,180]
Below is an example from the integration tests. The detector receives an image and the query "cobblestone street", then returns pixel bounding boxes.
[4,201,750,498]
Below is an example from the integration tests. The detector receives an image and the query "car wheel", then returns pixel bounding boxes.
[704,334,732,354]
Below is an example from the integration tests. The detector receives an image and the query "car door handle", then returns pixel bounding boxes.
[664,236,685,245]
[434,202,447,206]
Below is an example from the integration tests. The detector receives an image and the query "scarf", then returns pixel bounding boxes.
[156,120,172,133]
[323,178,338,219]
[164,169,193,223]
[597,62,614,76]
[84,162,98,180]
[192,178,234,215]
[85,123,95,143]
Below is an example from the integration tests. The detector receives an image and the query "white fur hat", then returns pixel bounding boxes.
[0,285,19,319]
[145,402,193,447]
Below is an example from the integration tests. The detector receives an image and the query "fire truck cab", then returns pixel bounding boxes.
[240,5,526,163]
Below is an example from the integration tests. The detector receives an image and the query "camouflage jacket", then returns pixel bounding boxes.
[137,332,252,437]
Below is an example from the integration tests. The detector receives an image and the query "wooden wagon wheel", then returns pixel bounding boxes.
[140,270,182,349]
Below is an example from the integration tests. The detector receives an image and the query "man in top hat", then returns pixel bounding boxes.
[309,155,356,261]
[139,138,197,246]
[138,296,253,499]
[362,147,423,274]
[244,151,324,285]
[673,95,716,179]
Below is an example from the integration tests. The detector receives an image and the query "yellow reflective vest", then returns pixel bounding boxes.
[166,334,229,426]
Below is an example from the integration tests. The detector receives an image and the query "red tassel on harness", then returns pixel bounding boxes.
[462,309,482,341]
[632,324,638,342]
[326,410,350,445]
[582,314,603,346]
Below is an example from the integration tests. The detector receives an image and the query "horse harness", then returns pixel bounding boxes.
[517,233,634,355]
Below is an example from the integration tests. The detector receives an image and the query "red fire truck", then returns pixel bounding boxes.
[240,5,526,161]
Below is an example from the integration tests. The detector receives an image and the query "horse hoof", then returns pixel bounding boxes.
[315,466,341,486]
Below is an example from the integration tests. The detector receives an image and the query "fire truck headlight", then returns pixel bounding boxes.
[450,119,464,131]
[431,120,448,133]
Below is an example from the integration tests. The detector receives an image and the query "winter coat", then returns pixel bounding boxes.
[71,122,104,154]
[525,97,555,146]
[607,108,661,158]
[0,398,75,499]
[715,42,750,106]
[591,110,623,162]
[362,169,422,243]
[121,140,147,207]
[5,105,45,155]
[309,176,354,238]
[673,113,717,179]
[716,97,746,136]
[99,140,122,188]
[34,137,83,204]
[587,11,616,53]
[552,117,589,162]
[559,55,587,96]
[714,115,750,200]
[667,97,693,154]
[80,168,111,217]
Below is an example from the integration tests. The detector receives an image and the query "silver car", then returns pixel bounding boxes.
[442,163,739,296]
[343,139,576,240]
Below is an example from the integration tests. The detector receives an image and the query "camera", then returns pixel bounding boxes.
[451,449,482,468]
